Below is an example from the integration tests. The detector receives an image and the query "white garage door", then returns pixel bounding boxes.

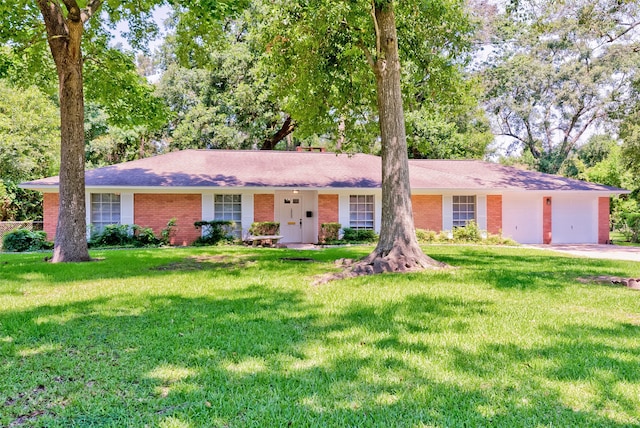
[552,196,597,244]
[502,194,542,244]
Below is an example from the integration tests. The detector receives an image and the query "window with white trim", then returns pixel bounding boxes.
[214,194,242,237]
[349,195,374,230]
[452,195,476,227]
[90,193,121,233]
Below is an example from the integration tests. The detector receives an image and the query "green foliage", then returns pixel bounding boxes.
[620,89,640,189]
[248,221,280,236]
[406,108,492,159]
[83,35,169,133]
[2,229,52,252]
[193,220,236,246]
[341,228,378,243]
[319,222,341,243]
[621,213,640,243]
[257,0,477,152]
[132,225,161,247]
[0,79,59,182]
[415,228,440,243]
[415,224,518,246]
[559,136,632,189]
[0,180,42,221]
[89,224,164,248]
[155,23,295,151]
[161,218,177,245]
[480,1,640,173]
[89,224,134,247]
[453,220,482,242]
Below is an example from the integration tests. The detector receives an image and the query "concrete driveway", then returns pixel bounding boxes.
[526,244,640,262]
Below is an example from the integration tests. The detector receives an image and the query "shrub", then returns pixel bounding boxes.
[416,229,439,243]
[342,228,378,243]
[620,213,640,243]
[452,220,482,242]
[319,222,341,243]
[132,225,161,247]
[193,220,236,246]
[89,224,133,247]
[161,218,177,245]
[415,225,517,246]
[89,224,164,248]
[249,222,280,236]
[2,229,52,252]
[484,234,518,246]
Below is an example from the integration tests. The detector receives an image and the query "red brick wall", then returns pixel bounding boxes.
[43,193,59,240]
[543,196,552,244]
[598,197,610,244]
[134,194,201,246]
[486,195,503,235]
[254,194,274,222]
[412,195,442,231]
[318,194,339,229]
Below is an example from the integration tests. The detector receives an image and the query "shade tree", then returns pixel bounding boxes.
[258,0,475,273]
[479,0,640,174]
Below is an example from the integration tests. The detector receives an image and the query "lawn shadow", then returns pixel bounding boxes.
[1,246,639,426]
[430,247,639,290]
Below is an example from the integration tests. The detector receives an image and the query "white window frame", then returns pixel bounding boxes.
[452,195,476,228]
[349,195,375,230]
[90,193,121,233]
[214,194,242,237]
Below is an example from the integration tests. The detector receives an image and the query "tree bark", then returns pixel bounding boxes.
[260,115,295,150]
[38,0,94,262]
[354,2,442,274]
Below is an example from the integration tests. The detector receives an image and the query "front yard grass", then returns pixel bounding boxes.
[1,245,639,427]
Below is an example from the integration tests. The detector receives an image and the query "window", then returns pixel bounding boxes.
[349,195,374,230]
[452,195,476,227]
[214,194,242,237]
[91,193,121,233]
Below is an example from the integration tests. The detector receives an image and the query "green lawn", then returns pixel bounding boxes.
[610,232,640,247]
[1,245,639,427]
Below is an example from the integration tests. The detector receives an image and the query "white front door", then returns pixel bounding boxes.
[278,193,303,243]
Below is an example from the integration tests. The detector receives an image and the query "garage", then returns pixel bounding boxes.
[502,193,543,244]
[552,196,598,244]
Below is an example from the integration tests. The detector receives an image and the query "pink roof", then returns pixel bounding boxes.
[22,149,625,193]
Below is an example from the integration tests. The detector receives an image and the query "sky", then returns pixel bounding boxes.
[110,5,171,53]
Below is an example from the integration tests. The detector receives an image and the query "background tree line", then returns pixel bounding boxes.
[1,0,639,241]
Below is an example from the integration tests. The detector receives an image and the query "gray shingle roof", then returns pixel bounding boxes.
[22,149,626,193]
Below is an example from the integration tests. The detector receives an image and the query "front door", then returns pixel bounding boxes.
[278,194,303,243]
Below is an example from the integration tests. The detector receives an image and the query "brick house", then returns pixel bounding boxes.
[22,150,627,245]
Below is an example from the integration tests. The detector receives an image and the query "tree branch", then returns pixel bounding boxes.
[82,0,104,23]
[260,115,296,150]
[370,0,381,58]
[606,20,640,43]
[36,0,67,38]
[61,0,81,22]
[357,41,376,70]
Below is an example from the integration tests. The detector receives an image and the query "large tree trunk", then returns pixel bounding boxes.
[354,2,442,274]
[38,1,92,262]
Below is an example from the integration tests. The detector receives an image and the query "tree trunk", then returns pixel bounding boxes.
[39,1,91,262]
[260,115,295,150]
[354,2,442,274]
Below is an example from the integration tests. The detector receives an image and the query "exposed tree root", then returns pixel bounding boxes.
[314,247,447,285]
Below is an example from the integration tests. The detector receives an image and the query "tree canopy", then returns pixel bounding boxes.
[479,0,640,173]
